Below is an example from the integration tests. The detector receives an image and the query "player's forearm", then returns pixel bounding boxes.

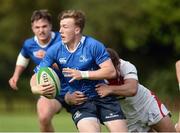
[13,65,26,77]
[110,85,136,97]
[110,80,138,97]
[88,67,116,80]
[88,59,116,80]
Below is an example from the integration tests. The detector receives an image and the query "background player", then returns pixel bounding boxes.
[9,9,61,132]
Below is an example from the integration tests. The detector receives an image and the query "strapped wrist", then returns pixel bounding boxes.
[80,71,89,79]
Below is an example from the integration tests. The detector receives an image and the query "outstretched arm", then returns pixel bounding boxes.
[96,78,138,98]
[63,59,116,83]
[9,53,30,90]
[9,65,26,90]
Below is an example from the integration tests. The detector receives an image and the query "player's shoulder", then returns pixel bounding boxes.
[120,59,135,67]
[23,36,36,47]
[47,40,63,51]
[53,31,61,41]
[85,36,102,44]
[120,59,137,73]
[84,36,105,49]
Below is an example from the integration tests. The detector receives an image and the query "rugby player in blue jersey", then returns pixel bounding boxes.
[9,10,61,132]
[30,10,127,132]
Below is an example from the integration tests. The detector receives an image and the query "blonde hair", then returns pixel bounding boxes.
[58,10,85,33]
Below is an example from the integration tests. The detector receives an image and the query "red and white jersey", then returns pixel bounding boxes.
[111,59,169,131]
[118,59,153,116]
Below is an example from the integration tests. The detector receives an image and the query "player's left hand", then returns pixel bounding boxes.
[96,83,113,97]
[62,68,82,83]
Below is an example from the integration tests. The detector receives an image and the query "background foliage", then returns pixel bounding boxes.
[0,0,179,112]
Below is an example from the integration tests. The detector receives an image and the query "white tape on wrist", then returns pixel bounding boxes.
[80,71,89,79]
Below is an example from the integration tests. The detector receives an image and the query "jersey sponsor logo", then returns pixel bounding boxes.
[33,49,46,59]
[59,58,67,64]
[105,113,119,119]
[73,110,82,120]
[79,55,88,63]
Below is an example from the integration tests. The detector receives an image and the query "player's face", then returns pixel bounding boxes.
[32,19,52,45]
[59,18,80,45]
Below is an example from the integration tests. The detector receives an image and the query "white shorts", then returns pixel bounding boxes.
[127,93,170,132]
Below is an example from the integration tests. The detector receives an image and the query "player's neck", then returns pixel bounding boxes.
[67,35,82,52]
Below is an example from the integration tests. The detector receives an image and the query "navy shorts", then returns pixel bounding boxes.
[69,96,126,125]
[55,95,71,112]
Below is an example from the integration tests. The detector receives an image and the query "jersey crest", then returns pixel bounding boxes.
[33,49,46,59]
[79,55,88,63]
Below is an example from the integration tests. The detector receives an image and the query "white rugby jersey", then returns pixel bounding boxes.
[118,59,154,119]
[107,59,169,131]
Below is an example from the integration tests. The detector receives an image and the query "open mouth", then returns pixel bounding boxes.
[61,35,65,40]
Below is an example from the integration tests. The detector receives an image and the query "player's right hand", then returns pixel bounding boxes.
[9,76,19,90]
[31,83,55,96]
[96,83,112,98]
[65,91,87,105]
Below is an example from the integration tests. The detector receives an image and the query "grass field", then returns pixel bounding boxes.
[0,98,178,132]
[0,109,110,132]
[0,109,178,132]
[0,97,111,132]
[0,110,77,132]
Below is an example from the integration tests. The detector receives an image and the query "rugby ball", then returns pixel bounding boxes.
[36,67,60,99]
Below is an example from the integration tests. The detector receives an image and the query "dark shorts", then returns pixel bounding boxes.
[55,95,71,112]
[68,96,126,125]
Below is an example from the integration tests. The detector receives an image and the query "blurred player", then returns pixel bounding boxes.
[175,60,180,132]
[9,9,61,132]
[31,10,127,132]
[95,48,176,132]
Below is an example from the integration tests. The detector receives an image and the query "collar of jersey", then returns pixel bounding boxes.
[64,36,86,53]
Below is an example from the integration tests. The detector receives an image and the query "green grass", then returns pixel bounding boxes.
[0,110,178,132]
[0,98,178,132]
[0,110,109,132]
[0,97,108,132]
[0,110,76,132]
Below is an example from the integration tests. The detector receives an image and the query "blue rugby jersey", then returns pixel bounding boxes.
[35,36,110,98]
[20,32,61,65]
